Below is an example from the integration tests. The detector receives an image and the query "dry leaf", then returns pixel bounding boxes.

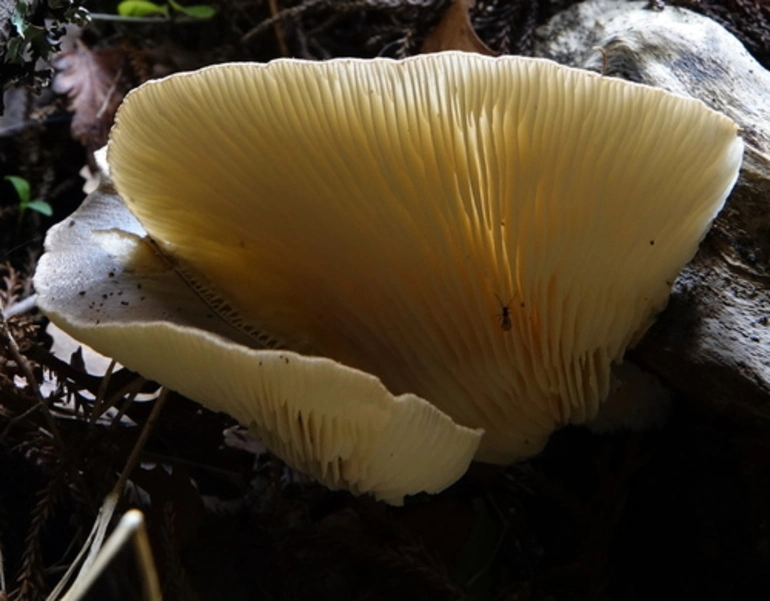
[421,0,496,56]
[52,40,132,151]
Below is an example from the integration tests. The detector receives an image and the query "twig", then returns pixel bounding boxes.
[95,70,123,120]
[0,545,6,596]
[89,360,117,425]
[85,387,169,572]
[267,0,291,56]
[0,315,93,509]
[242,0,390,44]
[0,403,40,443]
[242,0,321,43]
[593,45,608,76]
[1,315,61,444]
[1,294,37,320]
[48,388,169,601]
[87,12,207,24]
[105,377,149,429]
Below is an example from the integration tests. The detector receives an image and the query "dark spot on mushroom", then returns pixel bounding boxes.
[750,335,760,343]
[121,301,129,306]
[140,296,145,301]
[68,220,76,227]
[108,271,115,278]
[259,361,263,366]
[239,240,246,248]
[96,319,101,324]
[136,283,142,289]
[78,291,86,296]
[118,291,123,296]
[649,240,655,246]
[102,294,108,300]
[109,292,114,297]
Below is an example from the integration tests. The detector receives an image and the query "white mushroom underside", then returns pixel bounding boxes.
[34,190,482,505]
[75,322,481,505]
[105,52,742,463]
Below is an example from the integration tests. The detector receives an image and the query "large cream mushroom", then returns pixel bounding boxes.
[35,52,743,503]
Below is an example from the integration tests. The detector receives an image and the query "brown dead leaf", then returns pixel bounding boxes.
[421,0,496,56]
[52,40,134,152]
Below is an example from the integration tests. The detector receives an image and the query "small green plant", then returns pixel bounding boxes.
[4,175,53,217]
[117,0,217,19]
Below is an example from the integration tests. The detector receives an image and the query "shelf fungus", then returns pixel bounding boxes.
[34,52,743,504]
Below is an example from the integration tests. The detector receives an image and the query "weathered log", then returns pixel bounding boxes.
[535,0,770,427]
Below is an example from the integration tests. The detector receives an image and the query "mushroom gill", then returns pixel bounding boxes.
[38,53,743,478]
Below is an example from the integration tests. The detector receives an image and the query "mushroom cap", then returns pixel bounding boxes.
[37,52,742,479]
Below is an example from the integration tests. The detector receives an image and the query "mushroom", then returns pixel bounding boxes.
[34,191,482,505]
[35,52,743,502]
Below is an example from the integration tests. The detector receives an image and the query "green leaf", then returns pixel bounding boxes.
[4,175,31,204]
[178,5,217,18]
[117,1,168,17]
[168,0,216,18]
[23,200,54,217]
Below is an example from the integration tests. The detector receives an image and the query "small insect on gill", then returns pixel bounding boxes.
[494,294,513,331]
